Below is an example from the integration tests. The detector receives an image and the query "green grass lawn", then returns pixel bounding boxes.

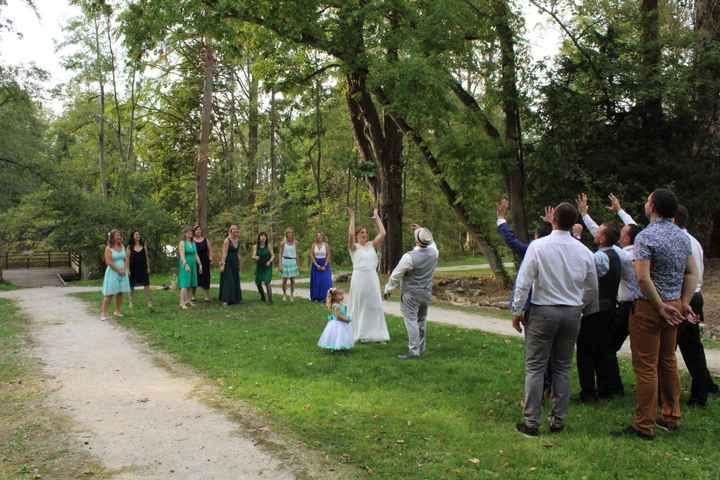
[0,281,18,291]
[76,289,720,479]
[0,300,106,479]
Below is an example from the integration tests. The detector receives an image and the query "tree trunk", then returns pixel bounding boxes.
[693,0,720,156]
[388,111,512,287]
[126,63,138,170]
[493,0,529,244]
[246,66,259,206]
[345,70,404,273]
[196,40,215,233]
[640,0,663,140]
[106,14,126,166]
[93,15,107,197]
[314,79,323,210]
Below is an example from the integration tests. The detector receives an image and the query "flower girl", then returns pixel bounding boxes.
[318,288,354,352]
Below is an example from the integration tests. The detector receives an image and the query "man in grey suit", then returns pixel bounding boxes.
[384,227,439,360]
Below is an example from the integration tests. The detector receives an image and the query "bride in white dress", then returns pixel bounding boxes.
[347,208,390,343]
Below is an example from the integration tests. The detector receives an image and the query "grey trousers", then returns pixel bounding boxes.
[401,294,429,356]
[523,305,583,429]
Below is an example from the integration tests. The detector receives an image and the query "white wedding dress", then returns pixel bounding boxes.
[349,243,390,342]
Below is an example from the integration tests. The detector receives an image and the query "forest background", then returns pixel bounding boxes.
[1,0,719,283]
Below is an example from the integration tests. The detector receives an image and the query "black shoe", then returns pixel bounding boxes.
[610,426,653,440]
[516,422,539,437]
[576,393,598,404]
[549,424,564,434]
[397,354,420,361]
[687,397,707,407]
[655,418,679,433]
[708,383,719,395]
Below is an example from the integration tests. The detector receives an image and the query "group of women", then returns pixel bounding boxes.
[100,209,392,345]
[99,224,337,316]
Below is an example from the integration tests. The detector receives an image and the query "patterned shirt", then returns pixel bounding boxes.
[633,218,692,302]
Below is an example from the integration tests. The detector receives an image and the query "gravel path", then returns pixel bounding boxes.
[0,287,297,480]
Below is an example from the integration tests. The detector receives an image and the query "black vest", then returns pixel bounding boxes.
[598,248,622,312]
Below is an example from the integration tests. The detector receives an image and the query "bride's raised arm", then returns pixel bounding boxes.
[371,209,386,249]
[347,207,356,252]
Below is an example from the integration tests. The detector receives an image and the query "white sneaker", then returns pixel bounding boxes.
[100,315,109,321]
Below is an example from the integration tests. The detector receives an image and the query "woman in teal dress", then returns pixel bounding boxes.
[219,225,242,305]
[252,232,275,304]
[178,226,202,309]
[101,229,131,321]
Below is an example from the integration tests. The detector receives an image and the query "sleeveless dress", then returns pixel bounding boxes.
[177,240,198,289]
[310,243,333,302]
[281,242,299,278]
[195,238,211,290]
[219,240,242,304]
[103,247,131,296]
[129,246,149,288]
[350,244,390,342]
[318,304,354,351]
[255,245,273,284]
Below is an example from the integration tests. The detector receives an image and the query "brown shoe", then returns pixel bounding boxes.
[655,418,679,433]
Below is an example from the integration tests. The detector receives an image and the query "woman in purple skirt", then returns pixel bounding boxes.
[309,232,333,302]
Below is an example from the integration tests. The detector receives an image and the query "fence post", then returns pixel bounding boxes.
[79,253,82,279]
[48,252,52,268]
[26,256,30,269]
[4,252,7,269]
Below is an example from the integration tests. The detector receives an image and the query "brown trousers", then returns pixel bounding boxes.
[629,299,682,436]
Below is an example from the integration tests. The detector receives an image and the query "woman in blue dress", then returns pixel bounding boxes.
[309,231,333,302]
[101,229,131,321]
[279,228,301,302]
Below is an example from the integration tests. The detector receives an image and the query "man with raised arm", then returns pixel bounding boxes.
[612,189,698,440]
[576,193,638,399]
[512,203,598,437]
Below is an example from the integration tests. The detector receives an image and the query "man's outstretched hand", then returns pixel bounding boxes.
[497,198,510,219]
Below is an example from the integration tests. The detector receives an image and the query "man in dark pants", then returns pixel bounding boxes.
[576,221,623,401]
[674,206,719,406]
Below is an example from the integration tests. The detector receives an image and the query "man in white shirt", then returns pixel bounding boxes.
[384,227,439,360]
[512,203,599,436]
[674,206,719,405]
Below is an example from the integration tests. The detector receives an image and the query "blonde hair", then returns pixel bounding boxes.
[285,227,295,241]
[325,287,343,310]
[181,226,194,241]
[107,229,122,246]
[227,224,239,238]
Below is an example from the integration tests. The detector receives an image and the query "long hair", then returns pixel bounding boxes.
[107,229,122,246]
[325,287,342,310]
[257,231,268,246]
[227,224,239,240]
[127,230,144,248]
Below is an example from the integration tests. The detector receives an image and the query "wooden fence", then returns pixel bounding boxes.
[2,251,82,278]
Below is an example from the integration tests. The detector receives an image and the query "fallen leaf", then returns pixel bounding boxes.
[469,458,480,464]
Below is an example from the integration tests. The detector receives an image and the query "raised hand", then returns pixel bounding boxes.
[572,223,584,239]
[576,193,589,216]
[347,207,355,217]
[607,193,622,213]
[372,208,380,220]
[497,198,510,219]
[542,206,555,224]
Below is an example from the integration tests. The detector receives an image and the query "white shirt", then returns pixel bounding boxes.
[384,242,439,295]
[581,213,640,302]
[512,230,599,316]
[684,230,704,292]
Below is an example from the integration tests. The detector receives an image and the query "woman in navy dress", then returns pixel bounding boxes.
[309,232,333,302]
[193,225,213,303]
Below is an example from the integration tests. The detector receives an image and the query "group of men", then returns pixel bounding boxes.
[498,188,717,439]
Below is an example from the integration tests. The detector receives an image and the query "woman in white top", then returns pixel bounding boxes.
[309,232,333,302]
[347,208,389,342]
[279,228,301,301]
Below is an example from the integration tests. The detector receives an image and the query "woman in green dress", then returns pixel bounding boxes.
[252,232,275,304]
[219,225,242,305]
[178,226,202,309]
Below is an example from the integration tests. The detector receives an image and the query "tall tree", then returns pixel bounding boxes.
[196,39,215,232]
